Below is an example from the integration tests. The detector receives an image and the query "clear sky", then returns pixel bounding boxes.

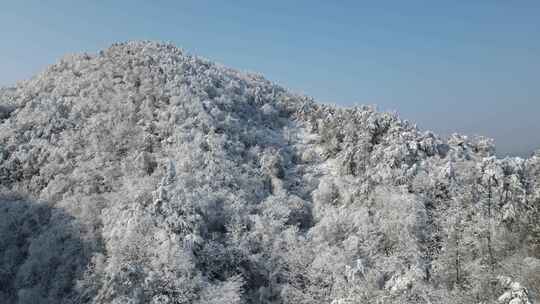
[1,1,539,157]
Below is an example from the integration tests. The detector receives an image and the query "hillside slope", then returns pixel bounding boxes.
[1,41,539,304]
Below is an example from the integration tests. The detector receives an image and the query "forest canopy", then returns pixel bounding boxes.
[0,41,539,304]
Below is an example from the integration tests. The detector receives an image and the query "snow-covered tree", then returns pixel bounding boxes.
[0,41,538,303]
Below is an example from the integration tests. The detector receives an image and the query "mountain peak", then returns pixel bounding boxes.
[1,42,538,304]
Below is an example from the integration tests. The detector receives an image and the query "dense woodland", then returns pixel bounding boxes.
[0,41,539,304]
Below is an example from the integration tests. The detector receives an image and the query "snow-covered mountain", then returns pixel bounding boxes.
[0,41,538,304]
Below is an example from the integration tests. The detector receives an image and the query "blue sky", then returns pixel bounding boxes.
[1,1,539,156]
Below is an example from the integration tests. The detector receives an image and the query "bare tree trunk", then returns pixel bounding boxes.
[487,177,495,271]
[455,234,461,286]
